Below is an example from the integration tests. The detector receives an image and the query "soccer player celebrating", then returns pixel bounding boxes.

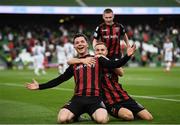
[93,8,130,59]
[26,33,136,124]
[68,42,153,121]
[92,8,131,81]
[95,42,153,121]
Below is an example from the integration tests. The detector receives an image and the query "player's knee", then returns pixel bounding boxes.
[138,109,153,121]
[143,114,153,121]
[93,108,109,124]
[118,108,134,121]
[57,114,67,123]
[95,115,109,124]
[57,108,73,123]
[120,112,134,121]
[57,114,74,123]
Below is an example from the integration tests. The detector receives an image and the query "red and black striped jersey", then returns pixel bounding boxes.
[93,22,126,58]
[101,68,130,105]
[39,54,131,97]
[73,56,101,96]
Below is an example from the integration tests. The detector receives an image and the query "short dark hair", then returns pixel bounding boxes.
[73,33,88,43]
[103,8,113,14]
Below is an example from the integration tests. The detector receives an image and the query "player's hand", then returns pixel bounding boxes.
[82,57,96,67]
[26,79,39,90]
[127,43,136,56]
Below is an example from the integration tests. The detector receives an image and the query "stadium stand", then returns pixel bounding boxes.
[0,14,179,69]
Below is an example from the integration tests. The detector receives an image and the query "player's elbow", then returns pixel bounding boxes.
[114,68,124,77]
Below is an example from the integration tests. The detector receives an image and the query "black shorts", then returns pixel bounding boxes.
[106,98,145,118]
[63,96,106,117]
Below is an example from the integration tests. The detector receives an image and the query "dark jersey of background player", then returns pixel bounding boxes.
[93,8,130,59]
[93,22,126,58]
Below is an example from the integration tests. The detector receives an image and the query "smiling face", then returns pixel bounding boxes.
[94,43,108,56]
[73,36,89,57]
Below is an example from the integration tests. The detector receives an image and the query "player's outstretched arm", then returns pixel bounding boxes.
[26,79,39,90]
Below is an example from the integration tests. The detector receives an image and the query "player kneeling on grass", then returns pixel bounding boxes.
[68,42,153,121]
[26,33,136,124]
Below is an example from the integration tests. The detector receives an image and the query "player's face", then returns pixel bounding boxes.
[166,38,170,43]
[74,36,88,56]
[103,12,114,25]
[95,44,108,56]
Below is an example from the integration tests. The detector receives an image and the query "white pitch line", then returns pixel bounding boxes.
[175,0,180,4]
[132,95,180,102]
[2,83,73,91]
[153,94,180,97]
[75,0,87,7]
[1,83,180,102]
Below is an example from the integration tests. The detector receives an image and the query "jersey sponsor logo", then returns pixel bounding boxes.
[75,64,95,70]
[103,35,118,39]
[101,29,108,32]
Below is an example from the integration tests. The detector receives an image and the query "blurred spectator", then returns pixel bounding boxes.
[163,37,174,72]
[0,15,179,70]
[56,38,67,74]
[32,39,46,75]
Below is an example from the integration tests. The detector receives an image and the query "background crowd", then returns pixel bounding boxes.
[0,14,179,70]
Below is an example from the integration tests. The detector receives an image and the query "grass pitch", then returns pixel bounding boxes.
[0,67,180,124]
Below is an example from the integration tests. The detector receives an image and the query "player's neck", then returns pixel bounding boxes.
[105,22,114,26]
[78,52,89,58]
